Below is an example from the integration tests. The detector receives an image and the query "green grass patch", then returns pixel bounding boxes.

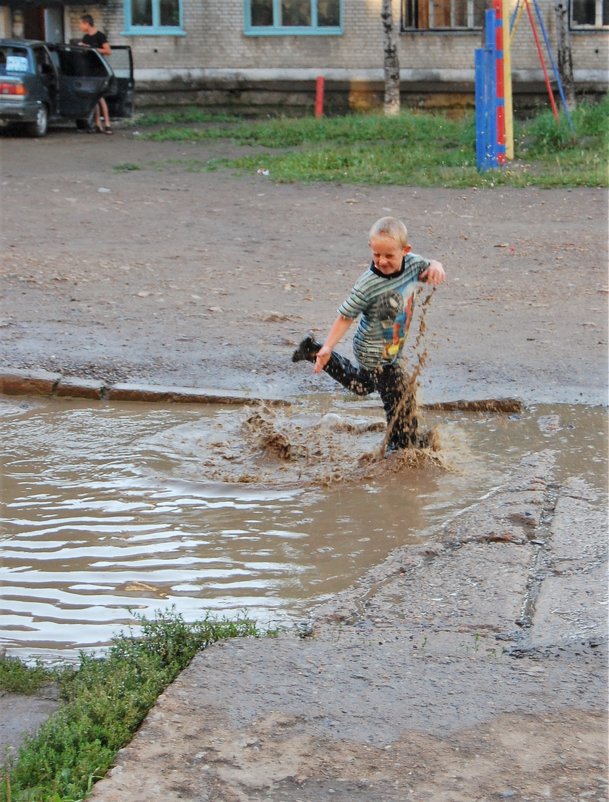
[141,98,608,187]
[510,99,609,187]
[0,657,67,696]
[113,162,142,172]
[151,157,228,172]
[0,610,259,802]
[144,108,468,148]
[135,107,240,127]
[111,157,230,174]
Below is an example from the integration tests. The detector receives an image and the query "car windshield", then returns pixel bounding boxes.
[0,46,31,75]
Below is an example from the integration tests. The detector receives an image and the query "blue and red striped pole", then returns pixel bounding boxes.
[476,8,500,171]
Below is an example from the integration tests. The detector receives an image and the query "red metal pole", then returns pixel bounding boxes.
[523,0,559,121]
[315,76,325,118]
[494,0,506,164]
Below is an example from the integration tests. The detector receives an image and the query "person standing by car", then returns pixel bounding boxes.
[78,14,113,134]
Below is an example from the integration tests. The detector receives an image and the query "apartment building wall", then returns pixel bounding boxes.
[62,0,607,111]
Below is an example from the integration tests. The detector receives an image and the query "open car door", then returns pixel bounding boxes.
[50,45,112,119]
[103,46,135,119]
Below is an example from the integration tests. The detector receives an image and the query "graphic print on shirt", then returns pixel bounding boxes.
[377,289,414,360]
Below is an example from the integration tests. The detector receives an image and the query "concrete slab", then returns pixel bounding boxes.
[0,690,60,759]
[546,477,608,566]
[87,451,608,802]
[363,541,532,638]
[531,562,608,650]
[528,477,608,651]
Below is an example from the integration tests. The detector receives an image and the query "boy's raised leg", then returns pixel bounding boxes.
[323,353,376,397]
[292,336,375,397]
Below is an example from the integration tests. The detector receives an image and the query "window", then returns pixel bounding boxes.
[33,46,54,75]
[0,46,30,74]
[401,0,484,30]
[245,0,342,34]
[571,0,609,27]
[123,0,183,35]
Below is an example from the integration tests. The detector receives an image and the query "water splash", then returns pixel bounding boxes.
[381,286,438,456]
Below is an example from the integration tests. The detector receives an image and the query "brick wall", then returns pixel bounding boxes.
[65,0,607,107]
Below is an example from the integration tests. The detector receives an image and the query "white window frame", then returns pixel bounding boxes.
[570,0,608,28]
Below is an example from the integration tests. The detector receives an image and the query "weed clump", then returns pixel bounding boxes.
[0,656,67,696]
[523,95,609,155]
[0,610,258,802]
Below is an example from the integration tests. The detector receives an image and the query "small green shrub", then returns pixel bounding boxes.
[518,96,609,154]
[522,109,576,153]
[113,162,141,172]
[0,657,66,696]
[1,610,258,802]
[574,95,609,139]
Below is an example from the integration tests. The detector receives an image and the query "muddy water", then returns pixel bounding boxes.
[1,397,606,661]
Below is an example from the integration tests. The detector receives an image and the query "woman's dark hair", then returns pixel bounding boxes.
[81,14,95,26]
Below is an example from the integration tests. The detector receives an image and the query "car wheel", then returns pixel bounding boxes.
[26,105,49,137]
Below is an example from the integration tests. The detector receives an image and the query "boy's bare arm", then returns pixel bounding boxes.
[314,315,353,373]
[420,259,446,286]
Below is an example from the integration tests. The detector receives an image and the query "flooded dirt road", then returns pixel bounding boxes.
[2,397,605,661]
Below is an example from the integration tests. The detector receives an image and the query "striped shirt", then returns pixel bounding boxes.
[337,253,430,369]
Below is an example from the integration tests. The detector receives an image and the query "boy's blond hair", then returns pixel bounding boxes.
[369,217,408,248]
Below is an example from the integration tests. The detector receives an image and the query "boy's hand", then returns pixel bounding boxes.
[420,260,446,286]
[314,346,332,373]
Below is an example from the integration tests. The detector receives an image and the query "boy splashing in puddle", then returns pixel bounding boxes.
[292,217,446,453]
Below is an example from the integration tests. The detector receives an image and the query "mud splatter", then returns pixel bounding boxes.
[381,287,436,456]
[146,402,446,489]
[140,290,446,488]
[243,410,303,460]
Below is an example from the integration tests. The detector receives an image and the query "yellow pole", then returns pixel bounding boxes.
[509,0,526,41]
[503,0,514,159]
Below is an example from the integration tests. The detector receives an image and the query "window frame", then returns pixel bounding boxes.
[122,0,185,36]
[401,0,484,32]
[244,0,343,36]
[570,0,609,29]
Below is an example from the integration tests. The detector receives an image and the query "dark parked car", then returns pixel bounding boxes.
[0,39,134,136]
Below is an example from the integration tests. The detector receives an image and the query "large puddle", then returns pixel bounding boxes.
[1,396,606,660]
